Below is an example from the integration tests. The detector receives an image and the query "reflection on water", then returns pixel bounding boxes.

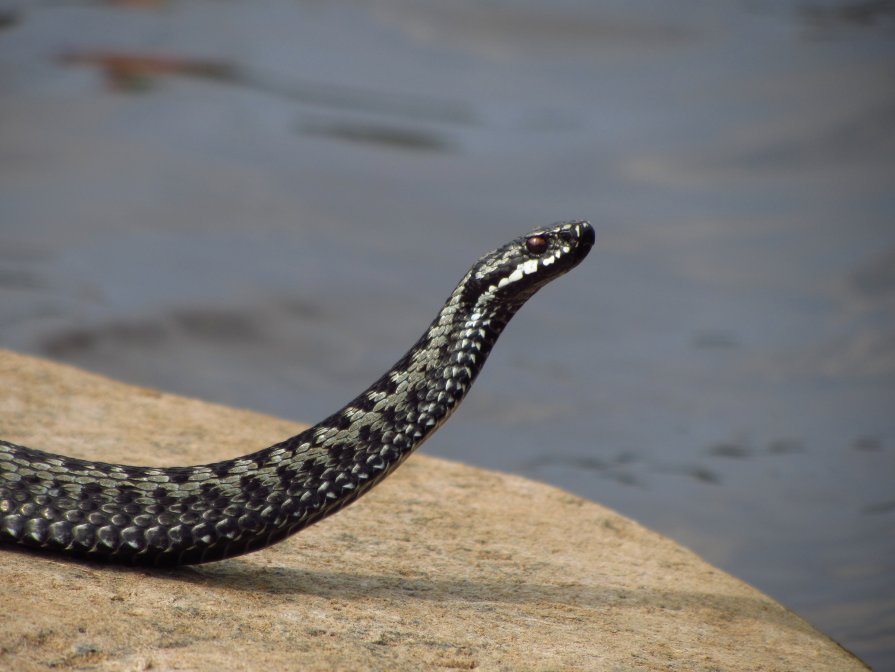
[60,50,475,124]
[299,117,452,152]
[522,452,641,486]
[801,0,895,29]
[1,1,894,668]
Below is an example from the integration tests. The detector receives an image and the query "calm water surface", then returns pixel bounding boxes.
[1,1,894,667]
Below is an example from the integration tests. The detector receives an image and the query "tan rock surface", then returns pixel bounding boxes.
[0,349,868,671]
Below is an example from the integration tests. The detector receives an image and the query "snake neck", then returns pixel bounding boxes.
[281,282,519,481]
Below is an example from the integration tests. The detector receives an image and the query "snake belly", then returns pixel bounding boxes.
[0,220,593,566]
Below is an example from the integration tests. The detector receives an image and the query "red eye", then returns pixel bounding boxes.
[526,235,548,255]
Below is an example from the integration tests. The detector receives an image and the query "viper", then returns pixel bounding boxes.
[0,220,594,566]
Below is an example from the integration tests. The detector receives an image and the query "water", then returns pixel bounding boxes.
[2,1,894,667]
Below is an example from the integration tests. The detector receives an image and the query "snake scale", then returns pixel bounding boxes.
[1,220,593,566]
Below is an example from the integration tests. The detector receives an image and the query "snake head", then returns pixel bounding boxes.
[462,220,594,308]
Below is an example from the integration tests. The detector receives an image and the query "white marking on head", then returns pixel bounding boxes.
[497,267,524,288]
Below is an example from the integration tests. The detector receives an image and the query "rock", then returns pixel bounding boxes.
[0,349,868,671]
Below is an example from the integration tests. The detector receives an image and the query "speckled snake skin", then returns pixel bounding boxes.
[1,221,594,566]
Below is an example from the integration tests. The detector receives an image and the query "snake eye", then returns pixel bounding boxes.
[525,235,548,256]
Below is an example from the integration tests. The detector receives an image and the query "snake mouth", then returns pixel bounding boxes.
[562,220,594,264]
[578,221,595,249]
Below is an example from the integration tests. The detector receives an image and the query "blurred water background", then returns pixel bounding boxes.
[1,0,894,667]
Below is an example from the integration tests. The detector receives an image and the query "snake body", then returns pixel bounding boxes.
[1,220,593,566]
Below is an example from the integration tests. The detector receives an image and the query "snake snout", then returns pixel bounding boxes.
[579,221,595,248]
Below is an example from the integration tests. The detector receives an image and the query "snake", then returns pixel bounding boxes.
[0,220,594,566]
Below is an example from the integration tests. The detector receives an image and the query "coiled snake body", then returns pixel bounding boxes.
[1,220,593,566]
